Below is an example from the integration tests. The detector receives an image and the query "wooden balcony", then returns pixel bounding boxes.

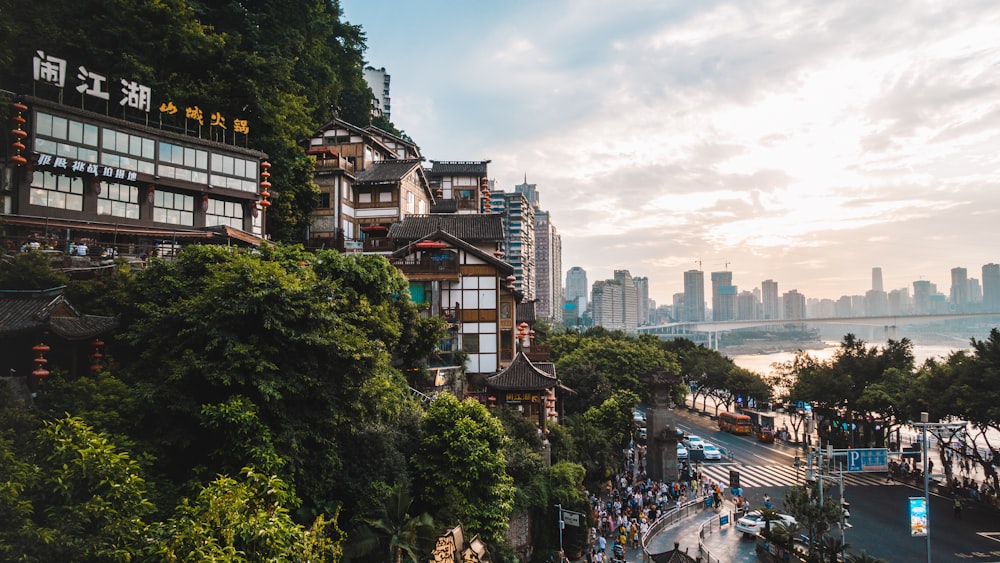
[391,251,459,278]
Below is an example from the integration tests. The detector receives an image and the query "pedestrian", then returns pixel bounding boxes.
[954,497,962,519]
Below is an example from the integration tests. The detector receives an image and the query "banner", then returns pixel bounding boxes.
[909,497,927,537]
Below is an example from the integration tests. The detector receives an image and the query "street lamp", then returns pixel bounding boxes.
[910,412,966,563]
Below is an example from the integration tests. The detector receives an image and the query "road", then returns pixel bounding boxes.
[663,406,1000,562]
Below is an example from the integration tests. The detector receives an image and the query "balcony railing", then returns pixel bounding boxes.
[362,237,394,252]
[391,251,459,275]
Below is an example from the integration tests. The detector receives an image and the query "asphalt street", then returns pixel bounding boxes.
[638,406,1000,563]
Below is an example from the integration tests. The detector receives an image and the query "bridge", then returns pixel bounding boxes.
[637,312,1000,349]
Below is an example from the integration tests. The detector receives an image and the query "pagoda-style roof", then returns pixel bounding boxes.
[0,287,117,340]
[485,352,559,392]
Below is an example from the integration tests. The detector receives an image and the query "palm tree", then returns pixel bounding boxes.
[817,534,849,563]
[769,521,800,551]
[344,483,437,563]
[759,507,782,533]
[846,550,888,563]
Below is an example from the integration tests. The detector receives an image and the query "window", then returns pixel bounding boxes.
[153,190,194,226]
[29,170,83,210]
[205,198,243,229]
[320,192,331,208]
[462,334,480,354]
[379,190,393,203]
[406,191,415,213]
[97,182,140,219]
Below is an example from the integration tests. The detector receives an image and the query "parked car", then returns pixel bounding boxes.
[633,410,647,427]
[735,510,797,535]
[683,435,705,450]
[702,443,722,460]
[758,427,775,443]
[677,443,688,460]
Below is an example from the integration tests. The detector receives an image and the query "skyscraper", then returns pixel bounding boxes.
[761,279,780,320]
[711,271,736,321]
[634,276,650,326]
[565,267,588,313]
[534,210,562,322]
[783,290,806,320]
[983,263,1000,312]
[872,267,884,292]
[490,189,535,299]
[683,270,705,322]
[614,270,639,334]
[951,267,969,312]
[362,66,391,121]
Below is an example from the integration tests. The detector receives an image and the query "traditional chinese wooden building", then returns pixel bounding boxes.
[482,352,571,429]
[0,286,117,392]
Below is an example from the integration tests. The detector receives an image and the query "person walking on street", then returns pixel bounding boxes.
[954,497,962,519]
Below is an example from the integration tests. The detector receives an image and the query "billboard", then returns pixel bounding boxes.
[909,496,927,537]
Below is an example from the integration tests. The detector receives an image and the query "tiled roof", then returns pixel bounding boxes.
[427,160,490,176]
[0,287,118,340]
[354,159,423,183]
[485,352,558,391]
[388,214,504,242]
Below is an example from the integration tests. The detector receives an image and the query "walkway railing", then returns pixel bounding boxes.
[697,508,734,563]
[640,495,710,562]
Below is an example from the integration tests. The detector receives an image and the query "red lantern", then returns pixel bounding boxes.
[147,185,156,205]
[201,194,209,211]
[32,342,51,382]
[259,161,273,211]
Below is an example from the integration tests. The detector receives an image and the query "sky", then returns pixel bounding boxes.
[340,0,1000,306]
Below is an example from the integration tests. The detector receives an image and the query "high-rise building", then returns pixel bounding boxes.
[872,267,884,292]
[711,271,736,321]
[565,267,588,314]
[969,278,983,305]
[614,270,639,334]
[736,290,760,320]
[761,279,780,320]
[634,276,650,326]
[363,66,391,121]
[888,288,909,315]
[490,189,535,299]
[913,280,934,314]
[683,270,705,322]
[951,267,969,312]
[591,280,624,331]
[983,263,1000,312]
[783,290,807,320]
[510,177,562,322]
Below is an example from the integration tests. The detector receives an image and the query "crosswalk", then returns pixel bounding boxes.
[697,463,891,488]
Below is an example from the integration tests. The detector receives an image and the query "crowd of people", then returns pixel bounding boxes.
[580,443,728,562]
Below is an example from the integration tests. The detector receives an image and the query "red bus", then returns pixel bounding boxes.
[718,412,753,435]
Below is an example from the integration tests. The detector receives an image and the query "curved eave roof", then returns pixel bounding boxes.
[485,352,558,391]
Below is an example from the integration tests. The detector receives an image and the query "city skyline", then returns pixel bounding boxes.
[342,1,1000,306]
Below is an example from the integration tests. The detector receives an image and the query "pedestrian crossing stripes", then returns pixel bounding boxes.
[697,463,891,489]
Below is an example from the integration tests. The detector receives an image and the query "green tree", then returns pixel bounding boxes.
[145,467,343,562]
[343,483,436,563]
[113,245,432,516]
[411,394,515,546]
[0,252,68,290]
[19,416,155,562]
[782,481,842,555]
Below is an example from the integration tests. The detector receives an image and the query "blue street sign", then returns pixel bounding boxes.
[846,448,888,472]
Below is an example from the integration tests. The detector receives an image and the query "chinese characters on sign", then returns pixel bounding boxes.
[504,393,539,404]
[32,50,249,134]
[35,153,138,183]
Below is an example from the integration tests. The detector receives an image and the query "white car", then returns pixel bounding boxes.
[702,443,722,460]
[677,443,688,460]
[683,435,705,450]
[735,510,797,535]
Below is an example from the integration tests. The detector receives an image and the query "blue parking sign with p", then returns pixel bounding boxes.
[847,448,888,472]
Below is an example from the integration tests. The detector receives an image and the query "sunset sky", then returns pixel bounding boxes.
[342,0,1000,306]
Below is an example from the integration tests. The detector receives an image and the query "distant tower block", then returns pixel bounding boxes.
[646,371,679,483]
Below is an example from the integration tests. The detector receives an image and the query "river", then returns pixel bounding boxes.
[728,342,970,378]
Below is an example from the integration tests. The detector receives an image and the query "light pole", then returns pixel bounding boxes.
[805,460,847,560]
[910,412,966,563]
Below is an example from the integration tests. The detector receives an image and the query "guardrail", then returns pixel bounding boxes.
[640,495,711,562]
[697,508,734,563]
